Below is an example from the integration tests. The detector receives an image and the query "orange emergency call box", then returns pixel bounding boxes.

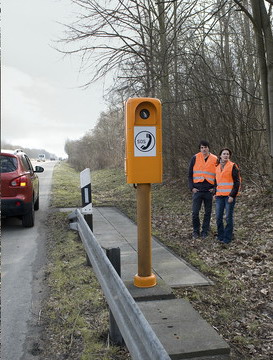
[125,97,163,184]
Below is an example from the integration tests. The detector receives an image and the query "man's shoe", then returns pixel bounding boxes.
[223,239,231,245]
[192,232,200,239]
[201,232,208,239]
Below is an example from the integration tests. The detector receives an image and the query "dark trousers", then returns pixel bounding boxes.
[192,191,213,235]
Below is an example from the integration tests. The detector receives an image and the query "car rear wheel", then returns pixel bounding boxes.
[22,202,35,227]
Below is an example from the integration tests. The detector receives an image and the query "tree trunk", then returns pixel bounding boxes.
[156,0,175,176]
[249,0,273,183]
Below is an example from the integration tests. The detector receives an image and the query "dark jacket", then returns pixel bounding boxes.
[188,154,215,192]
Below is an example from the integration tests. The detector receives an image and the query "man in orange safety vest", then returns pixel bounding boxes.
[188,140,217,239]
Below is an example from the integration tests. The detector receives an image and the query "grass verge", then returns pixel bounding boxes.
[42,162,130,360]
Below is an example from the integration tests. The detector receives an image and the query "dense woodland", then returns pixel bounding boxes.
[63,0,273,189]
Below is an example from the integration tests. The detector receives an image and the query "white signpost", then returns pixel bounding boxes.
[80,168,93,266]
[80,168,92,214]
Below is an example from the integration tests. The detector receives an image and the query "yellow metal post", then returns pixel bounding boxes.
[124,97,162,288]
[134,183,156,288]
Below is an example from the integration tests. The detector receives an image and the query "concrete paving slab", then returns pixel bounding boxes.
[120,252,138,264]
[118,243,138,254]
[125,279,175,301]
[120,264,138,281]
[153,262,210,287]
[138,299,230,360]
[93,207,212,287]
[98,239,128,249]
[152,247,185,260]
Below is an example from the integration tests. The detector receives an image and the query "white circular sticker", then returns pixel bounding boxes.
[134,127,156,157]
[135,131,155,152]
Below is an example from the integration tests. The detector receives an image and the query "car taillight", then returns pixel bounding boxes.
[10,176,28,187]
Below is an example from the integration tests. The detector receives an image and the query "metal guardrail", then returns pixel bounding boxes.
[69,209,171,360]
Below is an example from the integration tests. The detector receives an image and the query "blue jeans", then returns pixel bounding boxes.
[215,196,236,243]
[192,191,213,235]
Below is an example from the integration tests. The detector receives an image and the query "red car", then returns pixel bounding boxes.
[0,149,44,227]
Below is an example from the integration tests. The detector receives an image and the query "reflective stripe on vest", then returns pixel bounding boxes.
[216,161,234,196]
[193,152,217,185]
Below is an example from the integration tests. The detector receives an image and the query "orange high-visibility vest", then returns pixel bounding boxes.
[193,152,217,185]
[216,161,235,196]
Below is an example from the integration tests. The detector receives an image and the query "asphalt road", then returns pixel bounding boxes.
[2,160,56,360]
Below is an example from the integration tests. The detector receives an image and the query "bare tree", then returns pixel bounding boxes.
[62,0,272,187]
[65,106,124,171]
[233,0,273,183]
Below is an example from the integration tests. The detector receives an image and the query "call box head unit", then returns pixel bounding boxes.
[125,97,163,184]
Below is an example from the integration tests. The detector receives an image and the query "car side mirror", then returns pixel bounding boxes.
[34,166,44,173]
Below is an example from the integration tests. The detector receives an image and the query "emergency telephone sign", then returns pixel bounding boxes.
[125,97,162,184]
[134,127,156,157]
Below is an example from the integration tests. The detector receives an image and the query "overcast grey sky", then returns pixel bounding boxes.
[2,0,108,157]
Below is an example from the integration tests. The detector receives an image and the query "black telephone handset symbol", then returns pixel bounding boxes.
[141,133,152,150]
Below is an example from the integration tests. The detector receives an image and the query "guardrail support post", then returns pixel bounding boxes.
[84,215,93,266]
[106,248,124,345]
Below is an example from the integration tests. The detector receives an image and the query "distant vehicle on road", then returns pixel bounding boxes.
[0,149,44,227]
[37,154,46,162]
